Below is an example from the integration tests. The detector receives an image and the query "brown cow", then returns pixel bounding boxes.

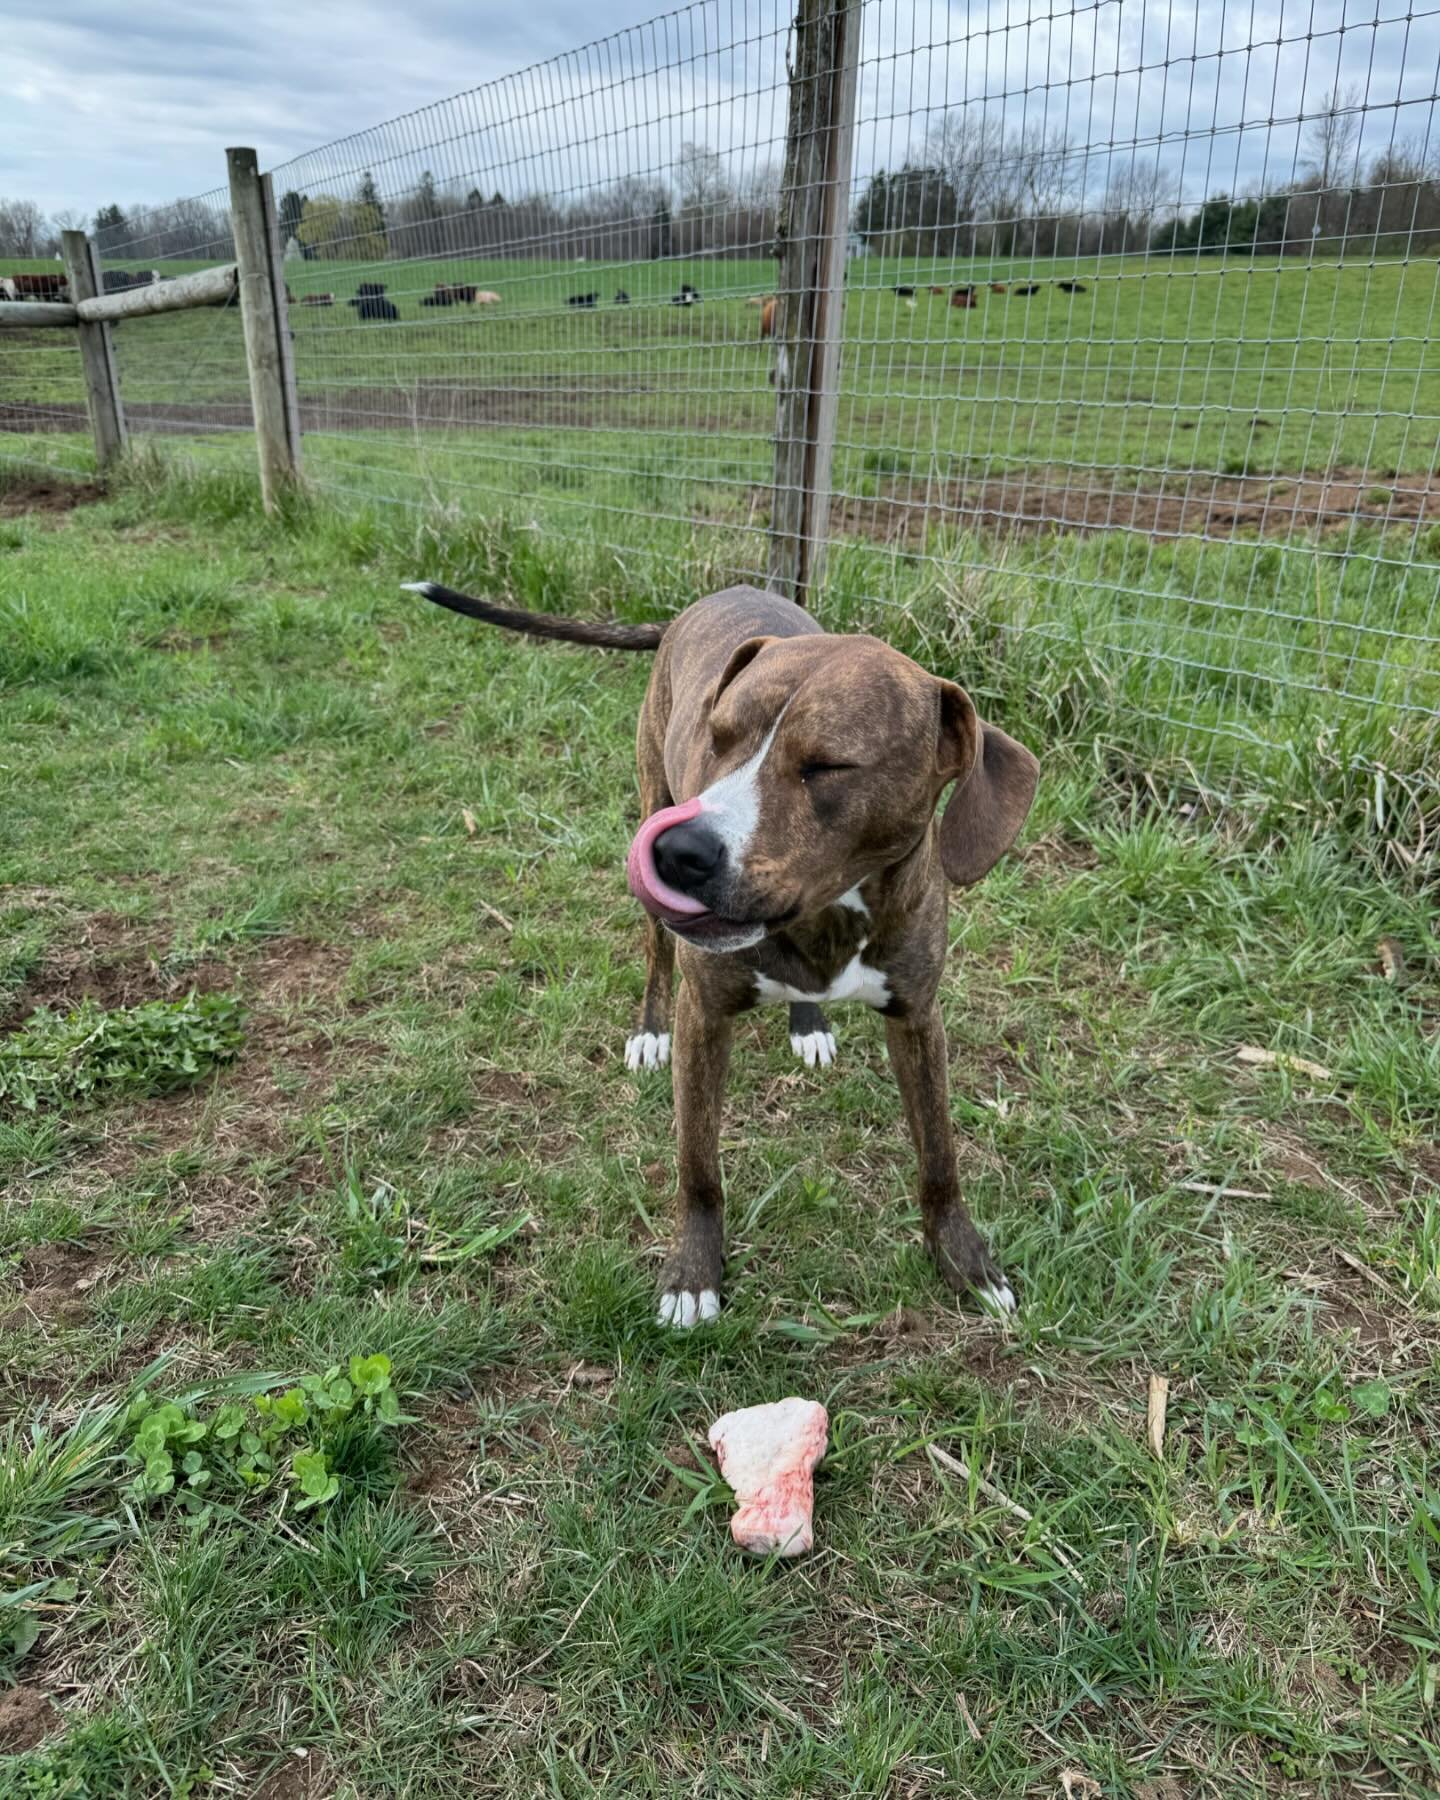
[950,286,976,309]
[300,292,335,306]
[759,296,777,340]
[11,272,67,300]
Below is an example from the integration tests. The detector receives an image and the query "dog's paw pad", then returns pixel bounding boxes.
[789,1030,837,1069]
[625,1031,670,1072]
[657,1288,720,1328]
[976,1279,1017,1318]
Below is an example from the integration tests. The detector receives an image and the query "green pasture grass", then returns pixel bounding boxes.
[4,252,1440,480]
[0,466,1436,1794]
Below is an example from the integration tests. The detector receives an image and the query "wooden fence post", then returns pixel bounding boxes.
[60,231,126,470]
[767,0,862,606]
[227,146,301,508]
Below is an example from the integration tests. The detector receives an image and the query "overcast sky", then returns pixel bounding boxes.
[3,1,1434,221]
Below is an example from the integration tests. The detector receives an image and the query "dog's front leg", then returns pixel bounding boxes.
[886,1004,1015,1314]
[657,978,732,1326]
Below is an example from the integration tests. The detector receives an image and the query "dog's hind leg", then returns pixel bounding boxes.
[788,1002,836,1069]
[657,978,731,1325]
[626,915,675,1071]
[886,1004,1014,1315]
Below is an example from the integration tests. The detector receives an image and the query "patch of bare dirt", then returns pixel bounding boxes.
[835,462,1440,544]
[0,1684,60,1753]
[252,1754,331,1800]
[0,476,104,518]
[246,937,355,1005]
[2,1241,108,1329]
[0,910,230,1032]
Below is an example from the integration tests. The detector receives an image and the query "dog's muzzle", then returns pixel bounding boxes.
[626,798,764,950]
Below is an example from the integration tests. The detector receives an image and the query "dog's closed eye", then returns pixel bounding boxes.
[799,760,858,780]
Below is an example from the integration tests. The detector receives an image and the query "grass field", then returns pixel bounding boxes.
[5,251,1440,484]
[1,463,1438,1796]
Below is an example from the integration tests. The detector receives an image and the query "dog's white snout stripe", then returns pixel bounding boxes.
[695,703,791,868]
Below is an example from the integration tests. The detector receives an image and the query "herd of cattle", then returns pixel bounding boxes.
[892,279,1089,308]
[0,269,164,301]
[2,269,1092,332]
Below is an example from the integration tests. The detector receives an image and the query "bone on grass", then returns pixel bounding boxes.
[707,1397,828,1557]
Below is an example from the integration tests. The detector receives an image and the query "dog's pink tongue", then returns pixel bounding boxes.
[627,796,711,919]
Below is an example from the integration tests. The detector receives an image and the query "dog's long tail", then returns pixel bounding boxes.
[403,581,665,651]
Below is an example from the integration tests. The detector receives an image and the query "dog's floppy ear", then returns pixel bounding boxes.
[711,635,777,707]
[934,681,1039,886]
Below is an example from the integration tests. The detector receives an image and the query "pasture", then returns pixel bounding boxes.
[1,464,1437,1796]
[5,252,1440,483]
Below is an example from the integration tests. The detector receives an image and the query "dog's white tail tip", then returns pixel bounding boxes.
[400,580,438,596]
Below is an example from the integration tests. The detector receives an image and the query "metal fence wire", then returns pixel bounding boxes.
[2,0,1437,800]
[98,192,253,465]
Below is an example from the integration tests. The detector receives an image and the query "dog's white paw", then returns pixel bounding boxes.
[625,1031,670,1072]
[977,1279,1017,1318]
[790,1029,837,1069]
[657,1288,721,1328]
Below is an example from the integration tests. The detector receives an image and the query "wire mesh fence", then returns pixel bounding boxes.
[97,190,253,470]
[264,0,792,582]
[2,0,1437,809]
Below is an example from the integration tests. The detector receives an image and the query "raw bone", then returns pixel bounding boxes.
[707,1397,828,1556]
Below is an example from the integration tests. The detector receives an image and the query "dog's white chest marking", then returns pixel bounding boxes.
[754,949,890,1010]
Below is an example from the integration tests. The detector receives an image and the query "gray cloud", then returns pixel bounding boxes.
[2,1,1432,222]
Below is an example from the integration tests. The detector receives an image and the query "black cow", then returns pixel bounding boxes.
[670,282,700,305]
[349,284,399,321]
[1056,280,1088,294]
[613,289,631,305]
[567,292,598,307]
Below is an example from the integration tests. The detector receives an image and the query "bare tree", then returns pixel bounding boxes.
[924,109,997,255]
[1098,157,1167,254]
[0,198,48,257]
[674,142,732,213]
[1305,81,1364,245]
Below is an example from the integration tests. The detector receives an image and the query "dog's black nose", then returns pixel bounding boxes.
[653,821,724,894]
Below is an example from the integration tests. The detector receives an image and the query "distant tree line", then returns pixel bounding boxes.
[852,89,1440,260]
[4,89,1437,268]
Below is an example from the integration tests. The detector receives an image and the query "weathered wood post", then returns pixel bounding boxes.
[60,231,127,469]
[767,0,862,607]
[227,146,302,509]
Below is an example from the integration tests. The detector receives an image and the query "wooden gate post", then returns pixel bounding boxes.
[767,0,862,606]
[227,146,301,509]
[60,231,127,469]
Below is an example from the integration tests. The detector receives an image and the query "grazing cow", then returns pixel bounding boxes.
[614,289,631,305]
[568,292,598,308]
[300,292,335,306]
[11,272,67,300]
[894,285,916,298]
[671,283,700,306]
[950,286,977,309]
[929,286,947,296]
[1010,283,1041,297]
[101,269,162,294]
[989,283,1008,294]
[421,288,457,307]
[348,284,398,321]
[1056,280,1088,294]
[474,291,501,304]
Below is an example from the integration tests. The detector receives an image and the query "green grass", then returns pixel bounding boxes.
[0,467,1438,1794]
[5,250,1440,484]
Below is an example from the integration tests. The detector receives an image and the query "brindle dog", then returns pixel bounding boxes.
[406,580,1039,1323]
